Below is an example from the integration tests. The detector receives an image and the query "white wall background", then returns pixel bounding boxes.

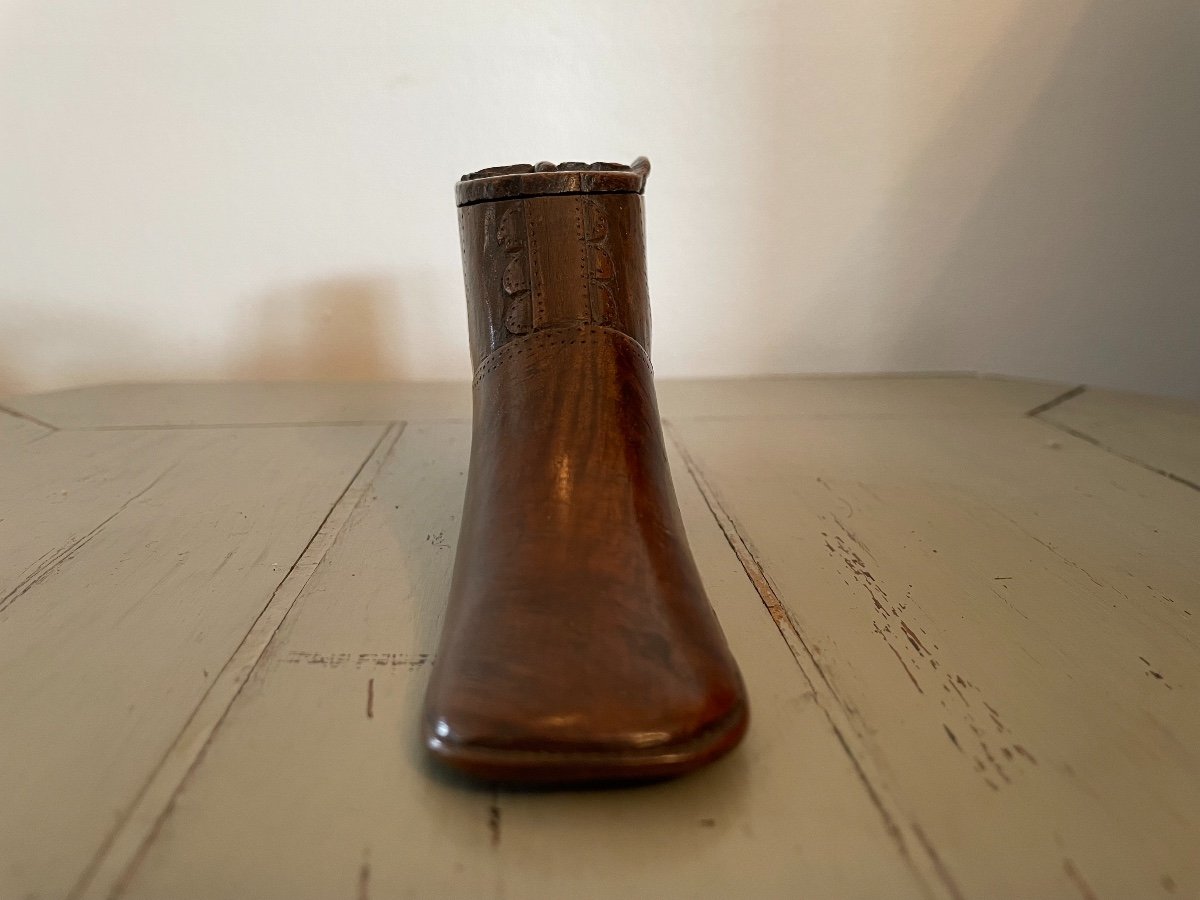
[1,0,1197,398]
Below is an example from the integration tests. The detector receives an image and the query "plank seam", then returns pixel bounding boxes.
[69,422,405,900]
[1024,384,1086,418]
[58,419,473,431]
[0,462,179,616]
[68,420,402,431]
[1034,418,1200,493]
[1028,390,1200,494]
[0,400,58,431]
[664,421,960,900]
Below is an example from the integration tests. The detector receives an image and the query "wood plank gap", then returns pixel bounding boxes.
[0,462,180,616]
[654,412,1046,424]
[1024,385,1086,418]
[0,400,58,431]
[70,422,405,900]
[69,420,398,431]
[1026,383,1200,490]
[488,787,502,849]
[1032,416,1200,494]
[664,421,958,900]
[65,419,473,432]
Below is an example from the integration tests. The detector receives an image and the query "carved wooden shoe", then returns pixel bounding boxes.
[422,158,748,785]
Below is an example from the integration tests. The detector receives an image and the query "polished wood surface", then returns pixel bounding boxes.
[426,326,746,782]
[455,157,650,206]
[427,160,747,783]
[1,376,1197,898]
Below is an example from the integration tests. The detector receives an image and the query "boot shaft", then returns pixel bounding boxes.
[456,160,652,370]
[425,158,748,784]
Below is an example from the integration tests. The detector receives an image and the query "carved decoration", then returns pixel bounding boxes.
[496,205,531,335]
[583,198,619,328]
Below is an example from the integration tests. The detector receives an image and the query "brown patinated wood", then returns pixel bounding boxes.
[422,158,749,784]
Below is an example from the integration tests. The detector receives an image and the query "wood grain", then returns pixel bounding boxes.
[2,375,1066,429]
[113,424,925,900]
[2,376,1194,899]
[1,381,472,429]
[2,430,193,612]
[75,425,403,900]
[0,402,53,444]
[670,411,1199,898]
[1038,386,1200,490]
[0,424,386,900]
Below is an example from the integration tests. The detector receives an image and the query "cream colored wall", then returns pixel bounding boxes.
[1,1,1197,397]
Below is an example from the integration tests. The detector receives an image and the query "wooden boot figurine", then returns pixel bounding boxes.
[422,158,749,784]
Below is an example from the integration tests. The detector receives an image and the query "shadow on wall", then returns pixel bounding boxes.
[0,274,413,398]
[233,275,402,382]
[883,1,1200,398]
[4,3,1197,398]
[0,303,154,398]
[753,1,1199,399]
[873,1,1199,398]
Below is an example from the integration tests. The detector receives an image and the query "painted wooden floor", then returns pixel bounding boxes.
[1,376,1196,899]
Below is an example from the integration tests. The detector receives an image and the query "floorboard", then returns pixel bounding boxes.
[0,424,386,900]
[1038,387,1200,490]
[670,412,1199,898]
[112,424,927,900]
[2,377,1194,899]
